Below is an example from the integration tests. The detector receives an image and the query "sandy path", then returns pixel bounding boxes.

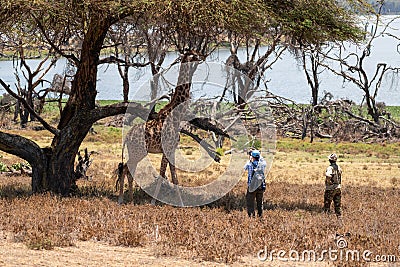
[0,239,223,267]
[0,231,330,267]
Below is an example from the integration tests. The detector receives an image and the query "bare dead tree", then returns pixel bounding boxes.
[225,32,287,106]
[320,4,400,125]
[11,45,58,127]
[296,44,337,107]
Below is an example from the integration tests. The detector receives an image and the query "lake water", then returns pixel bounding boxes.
[1,16,400,105]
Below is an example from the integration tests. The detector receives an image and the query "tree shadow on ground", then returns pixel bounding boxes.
[0,184,32,199]
[263,201,322,213]
[76,182,325,214]
[206,191,324,214]
[0,176,158,203]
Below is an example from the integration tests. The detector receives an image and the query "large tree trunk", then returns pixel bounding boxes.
[46,118,92,194]
[42,17,112,194]
[0,122,90,195]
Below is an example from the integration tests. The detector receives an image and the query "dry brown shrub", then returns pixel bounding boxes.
[117,229,145,247]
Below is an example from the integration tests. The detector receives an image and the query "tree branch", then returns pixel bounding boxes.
[98,56,127,65]
[379,116,400,128]
[31,57,58,89]
[180,129,220,163]
[88,101,156,124]
[342,109,379,127]
[98,55,151,68]
[31,13,80,65]
[0,131,43,164]
[188,117,230,138]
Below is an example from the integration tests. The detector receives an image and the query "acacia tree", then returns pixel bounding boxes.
[0,1,152,194]
[0,0,269,195]
[225,0,368,106]
[221,0,369,144]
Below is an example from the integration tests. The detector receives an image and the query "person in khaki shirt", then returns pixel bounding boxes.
[324,153,343,218]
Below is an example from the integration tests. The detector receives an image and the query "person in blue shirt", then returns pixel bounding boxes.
[244,149,266,217]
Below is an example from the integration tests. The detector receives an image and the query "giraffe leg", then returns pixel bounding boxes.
[117,164,125,204]
[118,160,137,204]
[126,160,137,203]
[169,159,178,185]
[168,151,184,206]
[159,153,168,179]
[126,166,134,202]
[169,161,183,207]
[152,154,168,205]
[151,175,163,206]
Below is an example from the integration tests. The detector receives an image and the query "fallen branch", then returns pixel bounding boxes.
[315,132,332,139]
[343,109,379,128]
[180,128,221,163]
[379,116,400,128]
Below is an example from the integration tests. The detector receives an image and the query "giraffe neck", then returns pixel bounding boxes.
[158,53,198,120]
[158,83,190,120]
[144,52,199,153]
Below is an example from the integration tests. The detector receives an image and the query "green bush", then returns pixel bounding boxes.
[215,147,224,156]
[0,162,7,172]
[11,162,28,171]
[252,139,262,150]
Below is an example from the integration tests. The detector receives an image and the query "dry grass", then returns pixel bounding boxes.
[0,126,399,266]
[0,181,399,265]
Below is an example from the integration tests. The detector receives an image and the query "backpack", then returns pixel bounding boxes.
[331,164,341,185]
[248,165,265,192]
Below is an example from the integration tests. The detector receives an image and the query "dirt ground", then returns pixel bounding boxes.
[1,235,394,267]
[0,230,329,267]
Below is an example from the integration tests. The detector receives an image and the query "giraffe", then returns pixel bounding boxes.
[118,51,201,204]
